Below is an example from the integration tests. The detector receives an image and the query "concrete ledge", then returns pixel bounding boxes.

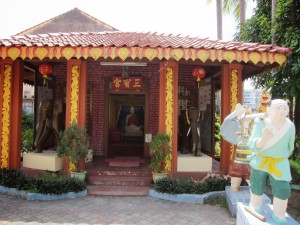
[0,185,87,200]
[23,150,63,172]
[177,153,212,172]
[149,188,224,203]
[237,202,300,225]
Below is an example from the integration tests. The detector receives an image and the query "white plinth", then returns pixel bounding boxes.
[237,202,299,225]
[23,150,63,172]
[177,153,212,172]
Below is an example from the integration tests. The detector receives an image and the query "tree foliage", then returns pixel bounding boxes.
[234,0,300,153]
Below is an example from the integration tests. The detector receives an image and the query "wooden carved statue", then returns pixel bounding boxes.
[182,107,202,156]
[33,100,63,153]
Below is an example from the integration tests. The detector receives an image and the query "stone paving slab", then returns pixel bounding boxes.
[0,194,236,225]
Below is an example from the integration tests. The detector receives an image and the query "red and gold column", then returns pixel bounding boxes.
[158,61,178,174]
[220,63,243,173]
[66,59,87,127]
[0,59,23,169]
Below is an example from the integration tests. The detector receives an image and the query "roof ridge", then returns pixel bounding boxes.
[14,8,118,36]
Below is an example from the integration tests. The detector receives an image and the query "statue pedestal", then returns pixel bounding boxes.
[237,202,299,225]
[23,150,63,172]
[177,153,212,172]
[225,186,271,217]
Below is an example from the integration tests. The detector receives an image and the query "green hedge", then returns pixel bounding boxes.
[152,176,231,195]
[0,169,86,195]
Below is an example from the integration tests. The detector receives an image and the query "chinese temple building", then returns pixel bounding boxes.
[0,9,291,178]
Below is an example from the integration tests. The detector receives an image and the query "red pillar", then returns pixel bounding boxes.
[220,63,243,173]
[0,59,23,169]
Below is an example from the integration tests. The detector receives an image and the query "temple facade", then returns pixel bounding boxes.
[0,9,291,175]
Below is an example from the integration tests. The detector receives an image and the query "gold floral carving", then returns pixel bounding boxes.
[210,50,216,62]
[230,69,238,160]
[172,49,183,61]
[90,48,102,60]
[118,48,129,61]
[131,47,137,60]
[70,65,79,123]
[164,67,174,173]
[145,48,156,61]
[103,47,109,59]
[164,48,171,60]
[184,49,190,61]
[197,50,209,62]
[36,47,48,60]
[1,64,12,168]
[62,47,75,60]
[7,47,20,61]
[243,51,249,63]
[274,53,286,66]
[21,47,27,59]
[56,47,62,59]
[49,47,55,59]
[158,48,163,60]
[217,50,223,62]
[190,49,196,61]
[0,46,289,66]
[224,51,235,63]
[261,52,267,64]
[138,48,143,60]
[249,52,261,65]
[111,47,116,60]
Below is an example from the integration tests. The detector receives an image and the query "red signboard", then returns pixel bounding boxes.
[112,76,142,90]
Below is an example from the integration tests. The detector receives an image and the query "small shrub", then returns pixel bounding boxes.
[152,173,230,195]
[21,128,34,153]
[0,169,86,194]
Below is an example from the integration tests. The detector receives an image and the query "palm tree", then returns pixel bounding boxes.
[271,0,277,44]
[207,0,223,40]
[207,0,248,38]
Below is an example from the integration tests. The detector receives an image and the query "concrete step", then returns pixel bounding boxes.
[88,175,153,186]
[87,169,152,177]
[87,185,150,196]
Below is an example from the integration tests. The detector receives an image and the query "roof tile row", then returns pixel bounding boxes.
[0,31,291,54]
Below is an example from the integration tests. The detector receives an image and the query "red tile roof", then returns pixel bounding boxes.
[0,32,291,54]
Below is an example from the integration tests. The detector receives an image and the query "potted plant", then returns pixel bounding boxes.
[57,121,89,181]
[149,132,171,183]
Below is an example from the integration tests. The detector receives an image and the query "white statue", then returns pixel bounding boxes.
[247,99,295,224]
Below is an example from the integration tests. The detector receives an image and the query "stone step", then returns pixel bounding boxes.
[87,185,150,196]
[88,175,153,186]
[87,169,152,177]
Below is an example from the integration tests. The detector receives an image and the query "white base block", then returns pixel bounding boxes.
[237,202,300,225]
[23,150,63,172]
[177,153,212,172]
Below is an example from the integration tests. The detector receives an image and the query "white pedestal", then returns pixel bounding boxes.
[237,202,300,225]
[226,186,271,217]
[23,150,63,172]
[177,153,212,172]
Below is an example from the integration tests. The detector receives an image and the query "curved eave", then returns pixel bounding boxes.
[0,45,288,66]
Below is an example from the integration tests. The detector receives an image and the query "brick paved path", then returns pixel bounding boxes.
[0,194,235,225]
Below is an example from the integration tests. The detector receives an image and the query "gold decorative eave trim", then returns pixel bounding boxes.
[0,46,287,65]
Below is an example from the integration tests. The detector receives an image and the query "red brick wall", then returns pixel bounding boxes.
[52,61,197,156]
[53,61,157,155]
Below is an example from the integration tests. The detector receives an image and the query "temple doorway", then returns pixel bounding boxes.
[107,94,145,158]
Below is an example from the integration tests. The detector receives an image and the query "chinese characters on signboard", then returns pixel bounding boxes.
[112,76,142,91]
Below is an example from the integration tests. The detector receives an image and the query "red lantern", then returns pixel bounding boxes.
[193,67,206,82]
[39,63,52,86]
